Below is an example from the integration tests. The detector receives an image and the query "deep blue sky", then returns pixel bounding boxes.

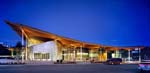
[0,0,149,46]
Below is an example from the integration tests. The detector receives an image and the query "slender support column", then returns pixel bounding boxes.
[21,26,29,61]
[103,49,105,61]
[139,48,141,62]
[68,48,71,61]
[73,46,76,61]
[105,50,108,61]
[115,50,117,58]
[119,50,122,58]
[62,47,64,61]
[25,39,28,61]
[21,51,24,62]
[99,48,102,61]
[69,48,73,61]
[67,47,69,61]
[69,48,70,61]
[21,28,25,61]
[10,49,14,57]
[80,45,82,61]
[128,49,131,62]
[11,50,14,57]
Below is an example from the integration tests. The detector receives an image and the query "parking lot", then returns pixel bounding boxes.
[0,64,138,73]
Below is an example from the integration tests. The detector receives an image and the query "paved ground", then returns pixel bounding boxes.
[0,64,138,73]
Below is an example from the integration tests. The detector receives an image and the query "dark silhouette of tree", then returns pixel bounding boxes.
[15,41,23,56]
[0,44,11,55]
[16,42,22,48]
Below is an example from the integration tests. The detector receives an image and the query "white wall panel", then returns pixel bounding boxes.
[30,41,58,61]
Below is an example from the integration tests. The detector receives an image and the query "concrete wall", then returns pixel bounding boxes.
[29,41,58,61]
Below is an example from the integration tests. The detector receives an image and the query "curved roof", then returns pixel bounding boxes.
[5,20,144,49]
[5,20,102,49]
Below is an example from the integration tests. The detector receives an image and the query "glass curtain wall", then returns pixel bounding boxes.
[62,48,89,61]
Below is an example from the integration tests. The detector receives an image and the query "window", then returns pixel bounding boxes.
[34,53,50,60]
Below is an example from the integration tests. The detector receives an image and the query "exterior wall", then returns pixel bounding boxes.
[25,38,109,62]
[28,41,58,61]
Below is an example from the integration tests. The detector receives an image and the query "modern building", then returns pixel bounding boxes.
[5,21,144,62]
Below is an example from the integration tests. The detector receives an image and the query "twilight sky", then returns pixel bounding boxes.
[0,0,149,46]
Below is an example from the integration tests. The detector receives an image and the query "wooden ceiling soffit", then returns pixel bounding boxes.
[5,20,102,48]
[22,26,57,39]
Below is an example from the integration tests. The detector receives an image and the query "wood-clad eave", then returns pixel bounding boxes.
[5,20,102,49]
[5,20,23,38]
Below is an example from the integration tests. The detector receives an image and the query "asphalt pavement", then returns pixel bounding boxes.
[0,64,138,73]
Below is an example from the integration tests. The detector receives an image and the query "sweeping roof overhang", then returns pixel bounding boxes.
[5,21,144,49]
[5,21,103,49]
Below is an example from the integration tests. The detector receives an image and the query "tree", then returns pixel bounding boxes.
[0,44,11,55]
[15,41,23,56]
